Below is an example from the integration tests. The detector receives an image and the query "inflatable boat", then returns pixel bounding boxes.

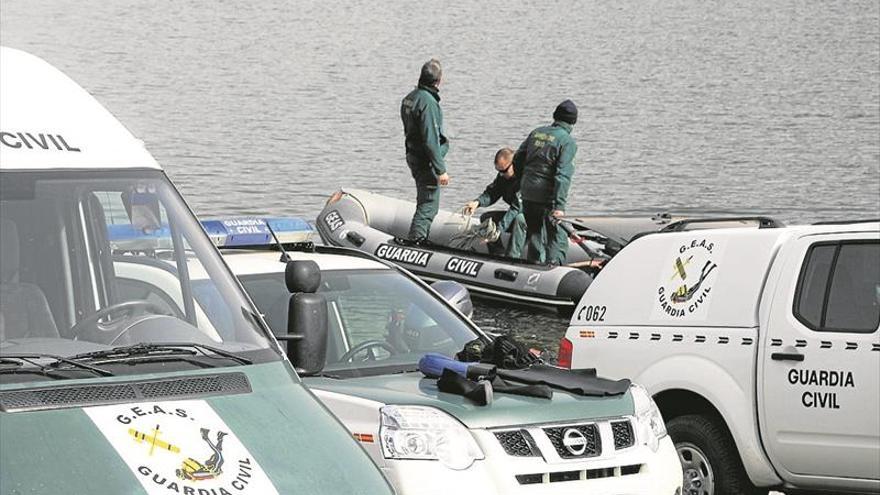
[315,189,710,312]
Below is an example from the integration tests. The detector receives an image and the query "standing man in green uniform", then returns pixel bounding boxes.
[462,148,526,258]
[401,59,449,244]
[516,100,578,265]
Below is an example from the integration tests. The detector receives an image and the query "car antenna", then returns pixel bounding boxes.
[264,221,291,263]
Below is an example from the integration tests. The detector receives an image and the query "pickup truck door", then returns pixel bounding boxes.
[759,233,880,481]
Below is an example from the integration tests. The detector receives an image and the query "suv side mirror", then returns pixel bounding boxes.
[430,280,474,318]
[285,260,328,376]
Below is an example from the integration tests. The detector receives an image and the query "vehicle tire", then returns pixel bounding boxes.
[667,414,768,495]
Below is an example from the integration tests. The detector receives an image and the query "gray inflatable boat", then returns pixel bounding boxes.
[315,188,756,312]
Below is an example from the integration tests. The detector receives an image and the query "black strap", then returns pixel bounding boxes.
[438,369,491,406]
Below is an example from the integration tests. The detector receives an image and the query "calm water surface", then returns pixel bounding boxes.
[3,0,878,351]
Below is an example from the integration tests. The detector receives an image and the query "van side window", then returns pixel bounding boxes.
[794,240,880,333]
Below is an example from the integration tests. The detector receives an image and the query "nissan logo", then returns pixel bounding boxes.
[562,428,588,456]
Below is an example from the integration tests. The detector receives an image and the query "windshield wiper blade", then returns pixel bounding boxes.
[391,367,421,374]
[0,362,68,380]
[69,342,252,366]
[311,371,343,379]
[0,353,114,377]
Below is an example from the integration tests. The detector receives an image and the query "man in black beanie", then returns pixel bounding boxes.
[514,99,579,264]
[400,59,450,243]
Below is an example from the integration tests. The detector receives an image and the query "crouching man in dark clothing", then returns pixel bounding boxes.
[462,148,526,258]
[400,58,450,243]
[516,100,579,265]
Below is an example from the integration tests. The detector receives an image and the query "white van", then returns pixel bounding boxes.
[0,47,394,494]
[560,220,880,494]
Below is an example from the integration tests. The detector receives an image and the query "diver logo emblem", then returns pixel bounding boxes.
[654,239,723,321]
[561,428,588,456]
[177,428,227,481]
[669,256,716,304]
[86,400,278,495]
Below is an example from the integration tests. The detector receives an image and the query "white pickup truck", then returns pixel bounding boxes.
[559,219,880,494]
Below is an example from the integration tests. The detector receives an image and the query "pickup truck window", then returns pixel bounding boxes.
[794,240,880,333]
[795,244,836,328]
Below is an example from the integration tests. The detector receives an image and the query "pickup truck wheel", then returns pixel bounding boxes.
[668,415,768,495]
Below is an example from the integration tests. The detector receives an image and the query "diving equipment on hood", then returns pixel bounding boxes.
[421,336,631,406]
[420,353,553,406]
[456,335,539,370]
[498,364,631,396]
[437,369,558,406]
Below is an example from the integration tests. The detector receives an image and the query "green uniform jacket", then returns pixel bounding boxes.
[515,121,577,210]
[401,85,448,182]
[475,173,522,232]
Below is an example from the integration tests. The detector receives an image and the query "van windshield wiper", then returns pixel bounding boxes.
[68,342,253,366]
[0,353,114,378]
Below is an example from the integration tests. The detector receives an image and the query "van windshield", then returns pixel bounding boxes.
[0,170,279,383]
[239,268,484,378]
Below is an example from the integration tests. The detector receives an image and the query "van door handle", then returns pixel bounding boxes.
[771,352,804,362]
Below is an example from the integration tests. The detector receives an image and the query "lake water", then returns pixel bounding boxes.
[2,0,879,352]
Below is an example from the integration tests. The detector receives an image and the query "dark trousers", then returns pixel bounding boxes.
[522,200,567,264]
[479,210,526,258]
[407,158,441,241]
[406,154,440,241]
[409,184,440,241]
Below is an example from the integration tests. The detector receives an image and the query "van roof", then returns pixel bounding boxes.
[573,221,879,328]
[0,46,160,171]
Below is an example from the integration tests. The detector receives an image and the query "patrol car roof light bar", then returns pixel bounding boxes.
[659,216,784,232]
[198,217,315,250]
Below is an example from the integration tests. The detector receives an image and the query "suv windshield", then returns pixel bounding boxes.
[239,268,482,377]
[0,170,279,383]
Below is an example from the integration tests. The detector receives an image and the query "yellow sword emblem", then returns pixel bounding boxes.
[670,255,693,281]
[129,425,181,455]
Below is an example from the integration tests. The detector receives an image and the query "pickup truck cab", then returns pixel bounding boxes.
[0,47,393,494]
[195,220,684,495]
[561,220,880,494]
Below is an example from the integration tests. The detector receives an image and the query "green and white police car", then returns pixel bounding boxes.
[177,217,685,495]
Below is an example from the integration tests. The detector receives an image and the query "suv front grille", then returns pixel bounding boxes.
[611,420,635,449]
[543,423,601,459]
[494,429,538,457]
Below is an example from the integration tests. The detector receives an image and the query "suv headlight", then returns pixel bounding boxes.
[630,384,667,452]
[380,405,484,470]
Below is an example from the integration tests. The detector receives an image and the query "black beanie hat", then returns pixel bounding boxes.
[553,99,578,125]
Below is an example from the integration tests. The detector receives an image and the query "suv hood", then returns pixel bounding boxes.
[306,372,634,429]
[0,362,392,495]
